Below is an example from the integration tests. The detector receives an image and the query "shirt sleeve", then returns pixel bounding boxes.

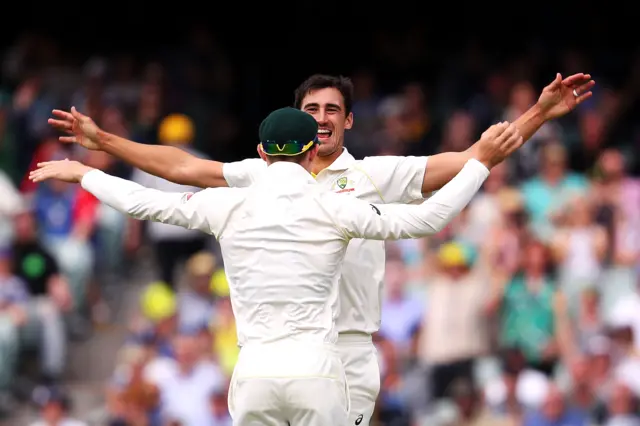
[332,159,489,240]
[81,170,220,236]
[222,158,267,188]
[359,155,428,204]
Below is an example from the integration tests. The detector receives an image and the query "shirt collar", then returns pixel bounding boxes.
[323,148,356,172]
[264,161,316,184]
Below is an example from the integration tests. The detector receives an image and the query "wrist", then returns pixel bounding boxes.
[76,167,96,182]
[478,159,496,170]
[530,102,547,122]
[96,128,112,150]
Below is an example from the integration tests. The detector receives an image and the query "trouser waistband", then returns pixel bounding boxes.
[337,332,373,343]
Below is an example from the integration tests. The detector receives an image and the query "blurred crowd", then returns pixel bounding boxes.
[0,27,639,426]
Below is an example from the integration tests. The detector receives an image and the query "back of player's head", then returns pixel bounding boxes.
[258,107,318,163]
[293,74,354,115]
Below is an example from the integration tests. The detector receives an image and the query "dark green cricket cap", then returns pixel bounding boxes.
[259,107,319,156]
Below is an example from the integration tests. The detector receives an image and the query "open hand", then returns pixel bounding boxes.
[29,159,94,184]
[538,73,595,120]
[48,106,102,150]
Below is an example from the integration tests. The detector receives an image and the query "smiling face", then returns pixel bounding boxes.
[300,87,353,157]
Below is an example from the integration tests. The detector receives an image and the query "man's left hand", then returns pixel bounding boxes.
[538,73,595,121]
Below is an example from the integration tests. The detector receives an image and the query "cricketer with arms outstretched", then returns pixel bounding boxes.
[44,73,594,426]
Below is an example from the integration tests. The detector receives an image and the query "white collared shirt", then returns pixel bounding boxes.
[81,159,489,346]
[222,149,428,334]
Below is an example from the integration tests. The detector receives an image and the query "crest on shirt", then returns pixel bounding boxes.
[337,177,348,189]
[333,176,355,193]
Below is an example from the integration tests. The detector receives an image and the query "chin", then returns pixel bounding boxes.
[318,141,340,157]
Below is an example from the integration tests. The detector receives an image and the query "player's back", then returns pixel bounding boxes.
[217,162,348,347]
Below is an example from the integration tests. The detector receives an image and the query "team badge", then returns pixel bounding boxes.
[337,177,347,189]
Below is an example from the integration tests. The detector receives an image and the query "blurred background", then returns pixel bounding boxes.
[0,8,639,426]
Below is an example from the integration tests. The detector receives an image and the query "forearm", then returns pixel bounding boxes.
[80,169,214,234]
[97,130,218,187]
[81,170,184,223]
[513,103,545,142]
[373,159,489,239]
[421,151,473,194]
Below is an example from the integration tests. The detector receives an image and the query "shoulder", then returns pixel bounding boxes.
[222,158,267,186]
[224,158,267,172]
[358,155,408,170]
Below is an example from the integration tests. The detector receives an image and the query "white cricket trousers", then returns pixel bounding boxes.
[337,333,380,426]
[228,341,350,426]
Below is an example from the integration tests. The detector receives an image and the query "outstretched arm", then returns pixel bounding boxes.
[30,160,218,234]
[335,123,522,240]
[420,73,595,194]
[335,158,490,240]
[48,108,228,189]
[98,131,227,188]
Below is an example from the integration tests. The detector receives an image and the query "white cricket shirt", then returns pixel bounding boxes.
[223,149,428,334]
[81,159,489,346]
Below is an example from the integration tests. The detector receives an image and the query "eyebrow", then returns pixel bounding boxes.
[303,102,342,111]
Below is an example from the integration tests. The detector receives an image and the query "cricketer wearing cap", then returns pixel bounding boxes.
[46,72,594,426]
[35,107,523,426]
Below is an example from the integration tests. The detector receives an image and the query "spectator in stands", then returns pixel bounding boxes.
[499,240,560,376]
[414,242,491,401]
[33,149,94,318]
[603,382,640,425]
[0,248,27,414]
[594,148,640,315]
[379,258,423,362]
[30,386,87,426]
[11,209,70,385]
[143,332,225,426]
[520,142,589,243]
[136,282,178,359]
[551,195,608,314]
[522,384,588,426]
[177,252,216,333]
[127,114,210,290]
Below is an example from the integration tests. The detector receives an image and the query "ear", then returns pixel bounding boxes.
[307,144,320,163]
[344,112,354,130]
[257,144,267,162]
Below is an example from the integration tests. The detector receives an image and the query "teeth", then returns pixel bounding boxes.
[318,129,331,134]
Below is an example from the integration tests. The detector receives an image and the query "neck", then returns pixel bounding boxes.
[543,171,563,185]
[311,148,343,175]
[178,362,195,376]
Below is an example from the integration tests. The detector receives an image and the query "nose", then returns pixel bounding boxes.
[315,108,328,124]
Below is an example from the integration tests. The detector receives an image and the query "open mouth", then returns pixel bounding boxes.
[317,129,332,140]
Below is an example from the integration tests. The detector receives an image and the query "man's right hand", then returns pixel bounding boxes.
[48,107,102,150]
[474,122,523,169]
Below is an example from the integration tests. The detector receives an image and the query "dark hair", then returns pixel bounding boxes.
[293,74,354,115]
